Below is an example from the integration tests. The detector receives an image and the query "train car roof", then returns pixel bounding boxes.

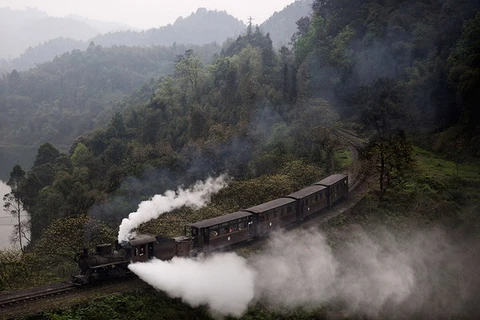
[242,197,296,214]
[129,234,157,246]
[314,174,348,186]
[190,211,252,229]
[286,185,327,199]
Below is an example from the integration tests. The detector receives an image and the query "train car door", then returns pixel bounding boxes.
[148,242,154,259]
[203,227,210,247]
[248,216,255,237]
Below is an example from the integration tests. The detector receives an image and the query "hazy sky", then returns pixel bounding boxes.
[2,0,297,29]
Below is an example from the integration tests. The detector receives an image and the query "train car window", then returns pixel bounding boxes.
[210,230,219,237]
[139,245,145,256]
[315,194,318,202]
[287,206,292,213]
[305,199,309,206]
[320,193,323,199]
[134,248,138,256]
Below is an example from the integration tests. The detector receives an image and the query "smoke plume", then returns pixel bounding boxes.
[128,226,480,319]
[117,175,228,242]
[128,253,256,317]
[252,227,480,319]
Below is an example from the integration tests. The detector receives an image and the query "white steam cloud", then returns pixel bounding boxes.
[128,253,256,317]
[129,226,480,319]
[118,175,229,242]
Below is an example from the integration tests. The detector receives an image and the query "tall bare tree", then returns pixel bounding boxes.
[3,165,29,251]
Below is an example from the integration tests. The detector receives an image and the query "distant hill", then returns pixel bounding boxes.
[0,7,245,73]
[0,7,108,59]
[260,0,313,48]
[1,38,87,72]
[92,8,246,47]
[66,14,133,34]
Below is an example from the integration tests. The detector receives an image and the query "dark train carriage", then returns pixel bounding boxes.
[173,236,193,257]
[314,174,348,206]
[130,234,157,263]
[286,185,328,220]
[242,198,297,236]
[190,211,254,252]
[152,236,177,260]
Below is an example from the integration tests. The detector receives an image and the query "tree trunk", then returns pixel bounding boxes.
[16,197,23,252]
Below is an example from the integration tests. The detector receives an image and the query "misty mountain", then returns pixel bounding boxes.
[91,8,246,47]
[0,7,133,60]
[260,0,313,48]
[1,38,88,72]
[0,8,245,73]
[66,14,133,34]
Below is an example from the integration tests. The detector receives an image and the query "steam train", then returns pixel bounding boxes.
[73,173,348,284]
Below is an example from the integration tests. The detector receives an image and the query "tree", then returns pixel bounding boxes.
[448,12,480,131]
[293,99,340,169]
[174,50,205,103]
[0,249,48,290]
[34,142,61,167]
[3,165,29,251]
[356,79,414,201]
[35,215,115,264]
[234,45,263,107]
[363,130,415,201]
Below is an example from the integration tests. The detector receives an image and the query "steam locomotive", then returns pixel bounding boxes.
[73,173,348,284]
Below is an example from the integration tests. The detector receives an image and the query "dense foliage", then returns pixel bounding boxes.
[294,0,480,140]
[0,42,219,150]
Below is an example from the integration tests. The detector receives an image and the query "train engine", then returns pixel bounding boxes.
[73,234,193,284]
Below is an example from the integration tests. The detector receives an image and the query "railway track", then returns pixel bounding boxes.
[333,127,368,193]
[0,282,76,308]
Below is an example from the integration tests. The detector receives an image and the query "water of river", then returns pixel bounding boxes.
[0,180,29,250]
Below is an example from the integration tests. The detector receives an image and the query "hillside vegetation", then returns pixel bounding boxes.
[0,42,219,150]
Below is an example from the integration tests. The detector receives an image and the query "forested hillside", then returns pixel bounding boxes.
[0,42,220,149]
[11,27,317,243]
[295,0,480,139]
